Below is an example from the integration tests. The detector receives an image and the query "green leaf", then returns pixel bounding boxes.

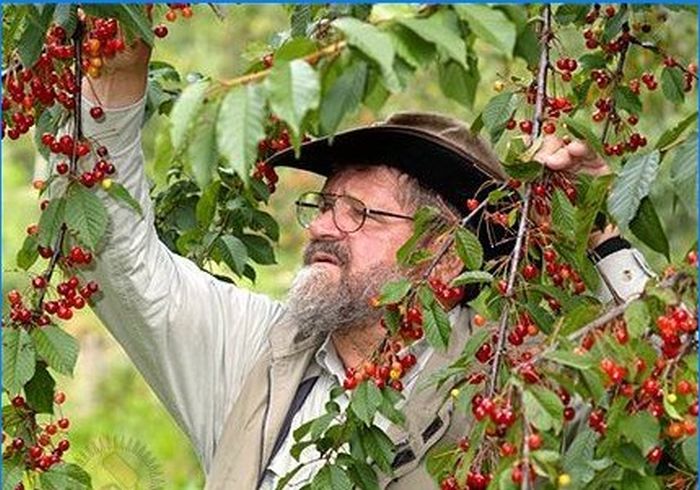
[438,58,479,109]
[320,60,368,135]
[562,428,598,486]
[451,270,494,287]
[30,325,79,376]
[196,181,221,228]
[455,227,483,270]
[482,92,516,143]
[275,464,305,490]
[544,349,594,369]
[311,465,353,490]
[251,210,280,242]
[575,174,613,254]
[611,443,646,473]
[362,426,395,473]
[419,286,451,350]
[332,17,400,92]
[18,5,56,67]
[3,328,36,394]
[390,25,436,68]
[241,234,276,265]
[614,86,642,115]
[187,103,219,189]
[629,197,670,259]
[555,4,589,24]
[39,463,91,490]
[351,380,383,425]
[346,460,380,490]
[396,205,442,266]
[17,234,39,271]
[377,387,405,426]
[38,197,66,248]
[396,11,467,68]
[65,184,109,250]
[620,411,660,454]
[607,150,660,230]
[214,235,248,275]
[290,5,313,38]
[25,363,55,414]
[562,117,606,159]
[377,278,412,306]
[669,133,697,214]
[170,80,210,151]
[623,300,650,339]
[661,67,685,104]
[602,7,628,43]
[526,385,564,434]
[216,84,266,182]
[454,4,516,56]
[502,161,543,181]
[53,4,78,36]
[2,454,24,490]
[551,189,576,242]
[106,182,143,216]
[682,435,698,471]
[558,303,601,337]
[266,59,320,143]
[655,112,697,150]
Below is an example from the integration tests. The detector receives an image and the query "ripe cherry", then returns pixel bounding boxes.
[90,106,105,120]
[154,24,169,38]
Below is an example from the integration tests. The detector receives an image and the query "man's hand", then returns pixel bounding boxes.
[533,135,619,248]
[534,135,609,176]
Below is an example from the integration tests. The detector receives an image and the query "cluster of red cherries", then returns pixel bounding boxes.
[151,3,194,39]
[341,340,418,392]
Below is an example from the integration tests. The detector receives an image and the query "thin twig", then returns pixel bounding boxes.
[601,40,630,144]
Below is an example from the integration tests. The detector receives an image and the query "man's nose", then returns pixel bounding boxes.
[307,208,344,240]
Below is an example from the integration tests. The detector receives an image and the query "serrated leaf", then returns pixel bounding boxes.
[320,60,368,135]
[614,86,642,115]
[555,4,589,24]
[455,227,483,270]
[623,300,650,339]
[602,7,628,43]
[397,11,467,68]
[351,380,383,425]
[503,161,543,181]
[544,349,594,369]
[562,117,605,159]
[214,235,248,275]
[661,67,685,104]
[3,329,36,394]
[524,385,564,434]
[390,24,436,68]
[607,150,660,230]
[65,184,108,250]
[419,286,451,350]
[451,270,493,286]
[669,133,697,214]
[275,464,304,490]
[2,454,24,490]
[217,84,265,182]
[551,189,576,242]
[438,58,479,109]
[629,197,669,259]
[195,180,221,228]
[620,412,660,454]
[362,426,395,473]
[266,59,320,144]
[251,210,280,242]
[52,4,77,37]
[454,4,516,56]
[241,234,276,265]
[482,92,515,143]
[682,435,698,471]
[346,460,380,490]
[575,174,613,254]
[377,278,412,306]
[30,325,79,376]
[38,197,66,248]
[332,17,400,92]
[187,103,219,189]
[106,182,143,216]
[170,80,210,151]
[25,363,55,414]
[39,463,91,490]
[562,429,598,486]
[311,465,353,490]
[655,112,697,150]
[290,4,312,37]
[17,234,39,270]
[18,5,56,67]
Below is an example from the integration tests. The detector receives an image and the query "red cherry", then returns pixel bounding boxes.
[527,433,542,450]
[89,106,104,120]
[153,24,169,38]
[542,122,556,134]
[522,264,539,280]
[519,120,533,134]
[466,198,479,211]
[647,447,662,464]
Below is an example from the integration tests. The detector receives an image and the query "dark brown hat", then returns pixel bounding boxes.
[267,111,514,260]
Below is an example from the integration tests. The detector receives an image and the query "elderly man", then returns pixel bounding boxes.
[79,42,650,489]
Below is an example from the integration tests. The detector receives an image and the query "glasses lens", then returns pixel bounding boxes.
[334,195,366,233]
[296,192,322,228]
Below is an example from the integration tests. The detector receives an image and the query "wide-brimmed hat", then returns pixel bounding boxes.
[266,112,514,261]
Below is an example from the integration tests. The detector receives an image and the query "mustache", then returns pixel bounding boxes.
[303,240,350,267]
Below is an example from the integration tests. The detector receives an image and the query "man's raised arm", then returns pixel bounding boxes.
[72,40,284,471]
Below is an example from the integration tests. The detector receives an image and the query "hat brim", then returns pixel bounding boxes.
[266,125,514,260]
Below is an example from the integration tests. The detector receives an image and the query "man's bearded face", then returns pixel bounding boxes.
[286,239,401,337]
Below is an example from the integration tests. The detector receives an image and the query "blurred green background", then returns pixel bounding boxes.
[2,4,697,488]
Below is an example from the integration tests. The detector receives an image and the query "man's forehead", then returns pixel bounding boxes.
[321,165,404,204]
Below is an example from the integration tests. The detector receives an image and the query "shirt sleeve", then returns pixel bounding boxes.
[58,96,285,472]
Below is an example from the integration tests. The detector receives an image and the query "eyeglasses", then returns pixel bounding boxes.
[295,191,414,233]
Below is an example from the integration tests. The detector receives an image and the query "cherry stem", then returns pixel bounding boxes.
[488,5,552,399]
[630,38,699,81]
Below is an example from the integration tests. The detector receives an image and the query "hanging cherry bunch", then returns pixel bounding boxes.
[151,3,194,39]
